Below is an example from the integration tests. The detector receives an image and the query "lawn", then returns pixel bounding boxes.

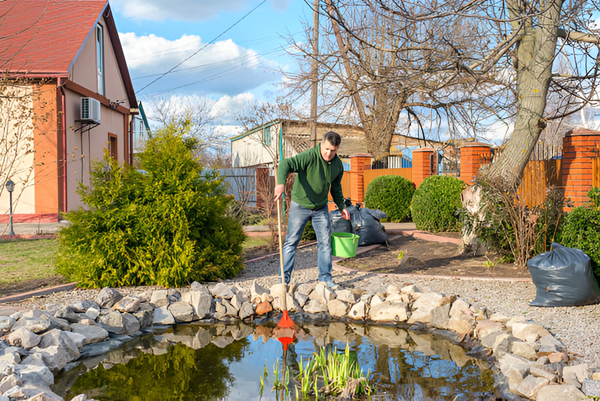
[0,235,273,287]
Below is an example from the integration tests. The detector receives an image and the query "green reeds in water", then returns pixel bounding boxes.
[262,344,375,399]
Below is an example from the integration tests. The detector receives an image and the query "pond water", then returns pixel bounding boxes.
[53,322,496,400]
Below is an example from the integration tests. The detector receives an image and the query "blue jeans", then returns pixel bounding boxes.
[282,201,332,284]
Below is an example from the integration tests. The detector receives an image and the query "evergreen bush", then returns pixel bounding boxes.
[559,188,600,276]
[56,121,245,288]
[301,219,317,241]
[411,175,465,232]
[363,175,415,222]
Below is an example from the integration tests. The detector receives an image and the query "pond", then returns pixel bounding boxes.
[52,322,496,400]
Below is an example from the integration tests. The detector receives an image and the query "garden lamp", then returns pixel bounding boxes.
[5,179,15,236]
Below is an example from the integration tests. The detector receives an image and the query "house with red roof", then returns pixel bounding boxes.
[0,0,137,223]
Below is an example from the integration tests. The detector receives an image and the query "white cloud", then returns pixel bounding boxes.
[211,93,255,119]
[120,33,283,96]
[112,0,290,22]
[481,120,513,145]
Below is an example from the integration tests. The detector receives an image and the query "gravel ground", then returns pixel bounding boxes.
[7,245,600,368]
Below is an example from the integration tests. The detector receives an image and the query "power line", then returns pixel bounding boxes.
[135,0,267,94]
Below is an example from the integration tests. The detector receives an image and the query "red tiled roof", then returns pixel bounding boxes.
[0,0,108,75]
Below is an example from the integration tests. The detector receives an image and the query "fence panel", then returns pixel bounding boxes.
[517,159,562,208]
[219,167,257,208]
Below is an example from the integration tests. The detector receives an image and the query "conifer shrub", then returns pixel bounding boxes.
[363,175,415,222]
[56,122,245,288]
[411,175,465,232]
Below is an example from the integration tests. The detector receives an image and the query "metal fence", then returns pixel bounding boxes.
[219,167,257,208]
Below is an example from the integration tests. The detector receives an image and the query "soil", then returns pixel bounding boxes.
[338,233,531,279]
[0,276,66,299]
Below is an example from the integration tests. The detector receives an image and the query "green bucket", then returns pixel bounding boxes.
[331,232,360,258]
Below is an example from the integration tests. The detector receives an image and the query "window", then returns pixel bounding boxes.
[262,126,271,145]
[96,24,105,96]
[108,133,118,161]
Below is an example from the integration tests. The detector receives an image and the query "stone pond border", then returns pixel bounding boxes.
[0,230,598,400]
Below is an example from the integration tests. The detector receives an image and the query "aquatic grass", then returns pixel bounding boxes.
[263,344,375,399]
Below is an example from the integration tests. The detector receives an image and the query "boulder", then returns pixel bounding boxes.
[98,311,126,334]
[516,375,550,399]
[0,316,16,332]
[28,345,69,371]
[250,281,270,302]
[121,313,141,334]
[563,364,590,384]
[303,299,328,314]
[133,304,154,328]
[255,301,272,315]
[39,329,79,362]
[475,319,505,339]
[181,291,213,319]
[536,384,586,401]
[506,366,529,392]
[153,307,175,325]
[190,281,210,294]
[69,324,109,345]
[13,364,54,386]
[210,283,234,299]
[369,301,408,322]
[512,341,538,361]
[12,317,51,334]
[95,287,123,308]
[0,375,21,394]
[348,301,367,320]
[296,282,317,296]
[113,297,141,313]
[168,302,195,323]
[0,352,20,364]
[230,291,249,311]
[239,302,254,320]
[294,292,309,308]
[512,323,550,342]
[327,300,348,318]
[150,290,170,307]
[407,292,444,324]
[582,379,600,397]
[335,289,357,304]
[85,308,99,321]
[430,303,450,329]
[8,328,41,349]
[70,300,100,313]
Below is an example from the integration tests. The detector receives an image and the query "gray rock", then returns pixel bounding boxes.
[335,289,357,304]
[13,363,54,386]
[516,375,549,399]
[21,353,46,367]
[430,303,450,329]
[309,283,336,305]
[303,299,327,314]
[480,331,504,349]
[563,364,590,384]
[150,290,170,307]
[476,319,505,339]
[536,384,586,401]
[272,294,301,313]
[230,291,249,311]
[85,308,99,321]
[39,329,80,362]
[70,323,109,345]
[28,345,69,371]
[63,331,86,349]
[121,313,141,334]
[369,301,408,322]
[95,287,123,308]
[0,351,20,364]
[493,334,519,359]
[239,302,254,320]
[12,317,51,334]
[294,292,309,308]
[0,316,16,332]
[8,328,41,350]
[530,366,557,382]
[250,281,269,301]
[133,304,154,328]
[98,311,126,334]
[113,297,141,313]
[327,300,348,318]
[506,365,529,392]
[407,292,444,324]
[498,353,535,375]
[70,300,100,313]
[153,306,175,325]
[168,302,195,323]
[53,307,80,324]
[349,301,367,320]
[581,379,600,397]
[296,282,317,296]
[210,283,234,299]
[190,281,210,294]
[539,334,565,351]
[0,360,14,376]
[182,291,212,319]
[0,375,21,394]
[512,341,538,361]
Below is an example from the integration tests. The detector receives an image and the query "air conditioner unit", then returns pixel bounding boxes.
[80,97,101,124]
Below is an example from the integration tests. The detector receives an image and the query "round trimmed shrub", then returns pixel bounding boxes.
[411,175,465,232]
[364,175,415,222]
[559,206,600,277]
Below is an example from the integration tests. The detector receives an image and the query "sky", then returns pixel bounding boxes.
[110,0,308,135]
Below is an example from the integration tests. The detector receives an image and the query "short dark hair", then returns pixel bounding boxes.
[322,131,341,147]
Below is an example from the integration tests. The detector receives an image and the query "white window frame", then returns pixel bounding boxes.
[96,24,105,96]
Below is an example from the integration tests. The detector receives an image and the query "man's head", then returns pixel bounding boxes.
[321,131,341,162]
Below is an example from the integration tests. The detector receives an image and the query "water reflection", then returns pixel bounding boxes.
[54,322,496,400]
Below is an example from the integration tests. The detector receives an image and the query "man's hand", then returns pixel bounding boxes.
[274,184,285,201]
[341,209,350,220]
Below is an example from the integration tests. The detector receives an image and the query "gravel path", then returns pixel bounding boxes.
[7,244,600,368]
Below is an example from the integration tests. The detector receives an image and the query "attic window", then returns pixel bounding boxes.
[96,24,105,96]
[262,126,271,145]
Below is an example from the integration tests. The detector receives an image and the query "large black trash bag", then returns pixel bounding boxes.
[527,243,600,307]
[329,199,388,246]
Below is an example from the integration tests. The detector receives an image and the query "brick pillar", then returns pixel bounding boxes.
[350,154,372,204]
[459,142,492,185]
[412,148,437,188]
[562,128,600,209]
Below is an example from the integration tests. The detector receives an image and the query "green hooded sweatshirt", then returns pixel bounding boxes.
[277,143,346,211]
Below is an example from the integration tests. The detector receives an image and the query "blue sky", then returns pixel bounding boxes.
[111,0,308,125]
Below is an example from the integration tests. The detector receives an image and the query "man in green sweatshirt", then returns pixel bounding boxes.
[274,131,350,288]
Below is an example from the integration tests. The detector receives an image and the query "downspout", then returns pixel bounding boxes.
[58,77,68,214]
[129,115,134,165]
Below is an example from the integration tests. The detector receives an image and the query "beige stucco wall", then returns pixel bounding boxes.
[0,85,36,215]
[70,16,130,108]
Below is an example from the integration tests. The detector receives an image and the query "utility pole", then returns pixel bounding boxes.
[310,0,320,148]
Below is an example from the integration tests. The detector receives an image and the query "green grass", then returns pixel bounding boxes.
[0,235,271,286]
[0,239,59,285]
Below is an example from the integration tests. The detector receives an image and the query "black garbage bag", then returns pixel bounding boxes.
[353,206,388,246]
[330,208,353,233]
[527,243,600,307]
